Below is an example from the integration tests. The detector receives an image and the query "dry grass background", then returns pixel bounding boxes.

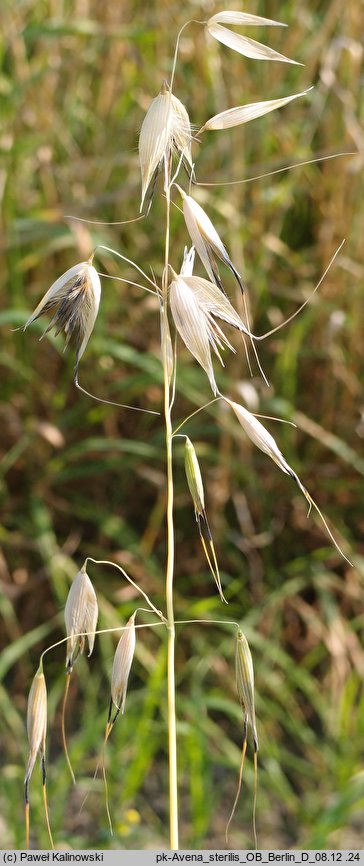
[0,0,364,850]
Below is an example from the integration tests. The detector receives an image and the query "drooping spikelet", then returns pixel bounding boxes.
[24,664,53,849]
[184,436,226,602]
[226,629,258,847]
[175,186,244,295]
[109,611,136,725]
[139,81,192,211]
[184,436,205,517]
[24,258,101,382]
[25,665,47,795]
[226,398,352,564]
[64,562,98,672]
[227,399,297,477]
[235,629,258,751]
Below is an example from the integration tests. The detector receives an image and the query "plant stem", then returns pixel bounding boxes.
[162,177,179,850]
[165,384,179,850]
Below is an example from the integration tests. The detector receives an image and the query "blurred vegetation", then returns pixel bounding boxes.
[1,0,364,851]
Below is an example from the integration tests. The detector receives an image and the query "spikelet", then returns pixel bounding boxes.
[235,629,258,751]
[108,612,136,726]
[170,271,218,393]
[226,398,352,564]
[24,257,101,381]
[139,81,192,211]
[61,564,98,783]
[184,436,205,516]
[174,202,269,384]
[200,89,311,133]
[226,630,258,847]
[97,612,137,837]
[207,11,299,65]
[25,666,47,795]
[208,11,286,26]
[169,270,250,394]
[175,185,244,295]
[184,437,226,602]
[64,562,98,672]
[227,399,296,475]
[24,664,53,849]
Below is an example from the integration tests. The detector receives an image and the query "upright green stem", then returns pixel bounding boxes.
[162,179,179,850]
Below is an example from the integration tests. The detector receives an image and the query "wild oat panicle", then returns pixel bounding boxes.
[17,7,352,851]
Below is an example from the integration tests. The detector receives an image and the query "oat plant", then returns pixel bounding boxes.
[21,10,352,850]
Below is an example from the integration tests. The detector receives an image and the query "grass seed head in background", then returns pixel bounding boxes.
[139,81,192,212]
[64,562,98,673]
[23,258,101,382]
